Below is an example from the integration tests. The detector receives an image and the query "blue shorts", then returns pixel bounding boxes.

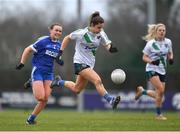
[31,67,54,81]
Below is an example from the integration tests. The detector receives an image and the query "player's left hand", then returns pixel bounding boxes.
[109,44,118,53]
[16,63,24,70]
[151,59,160,65]
[56,59,64,66]
[169,59,174,65]
[57,50,63,59]
[56,50,64,66]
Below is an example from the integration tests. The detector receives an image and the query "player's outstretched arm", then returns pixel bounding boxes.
[168,51,174,65]
[56,35,71,66]
[104,43,118,53]
[60,35,71,51]
[16,46,33,70]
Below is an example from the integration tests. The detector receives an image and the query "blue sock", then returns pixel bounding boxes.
[142,90,147,95]
[27,114,36,122]
[103,93,113,104]
[156,107,161,115]
[58,80,65,87]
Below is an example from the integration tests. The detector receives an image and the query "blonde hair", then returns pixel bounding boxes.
[143,23,166,41]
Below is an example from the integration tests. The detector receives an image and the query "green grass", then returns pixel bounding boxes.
[0,109,179,131]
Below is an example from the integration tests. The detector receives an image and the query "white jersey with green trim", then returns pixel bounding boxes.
[143,38,173,75]
[69,27,111,68]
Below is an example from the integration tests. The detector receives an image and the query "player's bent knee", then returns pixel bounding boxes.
[36,96,46,102]
[94,79,102,86]
[43,99,48,103]
[157,88,164,95]
[37,99,44,102]
[74,89,81,94]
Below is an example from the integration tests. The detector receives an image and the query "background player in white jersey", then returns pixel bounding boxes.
[51,11,121,109]
[135,23,174,120]
[16,23,63,124]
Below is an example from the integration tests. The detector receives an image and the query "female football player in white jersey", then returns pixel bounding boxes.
[16,23,63,124]
[135,23,174,120]
[51,11,121,109]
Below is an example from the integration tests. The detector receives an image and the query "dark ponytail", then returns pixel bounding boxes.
[89,11,104,27]
[91,11,100,18]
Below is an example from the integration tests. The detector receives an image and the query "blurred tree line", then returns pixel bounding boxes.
[0,0,179,92]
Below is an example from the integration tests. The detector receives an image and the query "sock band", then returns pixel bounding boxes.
[59,80,65,87]
[156,107,161,115]
[27,114,36,122]
[103,93,113,103]
[142,90,147,95]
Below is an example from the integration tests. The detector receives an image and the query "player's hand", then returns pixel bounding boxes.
[16,63,24,70]
[56,59,64,66]
[57,50,63,60]
[56,50,64,66]
[169,59,174,65]
[151,59,160,65]
[109,44,118,53]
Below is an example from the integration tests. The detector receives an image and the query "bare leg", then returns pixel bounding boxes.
[150,76,165,108]
[78,68,120,109]
[149,76,167,120]
[64,76,88,94]
[135,85,156,100]
[64,68,120,109]
[27,80,52,124]
[146,89,156,98]
[79,68,107,96]
[31,81,46,115]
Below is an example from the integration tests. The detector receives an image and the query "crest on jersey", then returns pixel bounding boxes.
[53,45,56,49]
[164,44,168,48]
[97,35,101,39]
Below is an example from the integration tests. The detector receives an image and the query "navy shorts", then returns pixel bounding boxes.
[146,71,166,82]
[31,67,54,81]
[74,63,90,75]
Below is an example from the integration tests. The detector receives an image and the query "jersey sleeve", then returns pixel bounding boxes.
[69,29,84,40]
[142,42,151,55]
[100,30,112,45]
[168,39,173,53]
[30,37,45,52]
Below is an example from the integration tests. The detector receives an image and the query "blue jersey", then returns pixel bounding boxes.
[30,36,61,73]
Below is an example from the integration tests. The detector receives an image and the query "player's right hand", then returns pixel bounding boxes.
[16,63,24,70]
[151,59,160,65]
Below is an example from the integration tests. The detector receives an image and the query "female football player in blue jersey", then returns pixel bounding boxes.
[51,11,121,109]
[16,23,63,124]
[135,23,174,120]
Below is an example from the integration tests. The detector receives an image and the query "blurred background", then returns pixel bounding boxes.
[0,0,179,111]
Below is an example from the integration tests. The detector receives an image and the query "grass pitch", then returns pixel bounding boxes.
[0,109,179,131]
